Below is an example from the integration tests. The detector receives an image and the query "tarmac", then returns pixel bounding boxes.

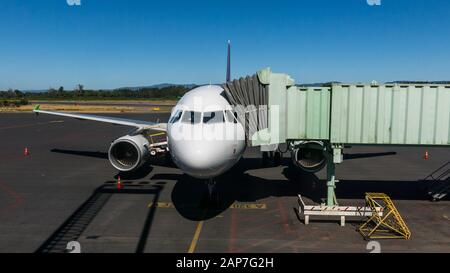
[0,112,449,253]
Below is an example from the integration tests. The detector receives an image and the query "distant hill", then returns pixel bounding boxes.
[387,81,450,84]
[297,82,342,87]
[298,81,450,87]
[116,83,197,91]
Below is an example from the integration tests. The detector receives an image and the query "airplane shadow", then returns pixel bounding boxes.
[47,148,444,223]
[343,151,397,160]
[50,147,397,173]
[51,148,108,159]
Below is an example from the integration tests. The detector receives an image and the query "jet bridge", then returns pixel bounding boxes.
[223,68,450,211]
[245,67,450,147]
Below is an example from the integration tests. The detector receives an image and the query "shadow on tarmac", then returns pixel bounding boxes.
[36,180,163,253]
[38,149,447,248]
[51,148,108,159]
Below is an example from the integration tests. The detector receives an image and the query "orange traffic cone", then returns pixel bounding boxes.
[424,150,429,160]
[117,176,123,190]
[24,148,29,156]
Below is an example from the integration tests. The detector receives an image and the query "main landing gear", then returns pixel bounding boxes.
[262,151,282,166]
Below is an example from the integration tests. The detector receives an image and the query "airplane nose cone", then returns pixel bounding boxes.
[168,138,232,179]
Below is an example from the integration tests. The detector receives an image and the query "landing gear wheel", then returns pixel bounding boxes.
[274,151,281,165]
[262,151,282,166]
[262,151,269,166]
[164,152,172,165]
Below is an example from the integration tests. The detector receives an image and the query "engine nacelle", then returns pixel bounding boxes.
[108,134,150,172]
[291,141,326,173]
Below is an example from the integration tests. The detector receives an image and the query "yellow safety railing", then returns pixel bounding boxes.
[148,132,166,143]
[359,193,411,240]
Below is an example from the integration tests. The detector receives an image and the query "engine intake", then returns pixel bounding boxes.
[291,141,326,173]
[108,134,149,172]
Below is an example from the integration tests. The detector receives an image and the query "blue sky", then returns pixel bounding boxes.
[1,0,449,90]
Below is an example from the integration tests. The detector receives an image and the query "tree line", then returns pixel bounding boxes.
[0,85,192,101]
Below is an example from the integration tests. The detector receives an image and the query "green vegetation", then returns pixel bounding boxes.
[0,85,192,101]
[0,99,29,107]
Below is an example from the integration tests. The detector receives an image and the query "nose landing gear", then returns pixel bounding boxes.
[202,179,220,208]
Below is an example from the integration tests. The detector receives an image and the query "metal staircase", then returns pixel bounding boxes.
[359,193,411,240]
[424,162,450,201]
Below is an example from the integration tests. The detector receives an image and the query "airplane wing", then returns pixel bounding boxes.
[33,105,167,132]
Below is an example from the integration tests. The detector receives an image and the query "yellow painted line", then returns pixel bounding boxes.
[148,202,266,210]
[148,202,174,208]
[188,221,204,253]
[229,203,267,209]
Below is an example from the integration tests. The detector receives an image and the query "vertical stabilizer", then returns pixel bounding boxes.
[226,40,231,82]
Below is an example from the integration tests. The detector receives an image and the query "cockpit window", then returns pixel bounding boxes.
[203,111,225,124]
[169,110,183,124]
[181,111,202,124]
[225,110,238,124]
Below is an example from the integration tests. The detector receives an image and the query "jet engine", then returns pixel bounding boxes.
[108,134,150,172]
[291,141,327,173]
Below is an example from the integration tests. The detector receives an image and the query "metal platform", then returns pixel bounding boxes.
[298,195,383,227]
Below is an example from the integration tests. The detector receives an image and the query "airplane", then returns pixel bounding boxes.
[33,41,247,199]
[33,41,324,201]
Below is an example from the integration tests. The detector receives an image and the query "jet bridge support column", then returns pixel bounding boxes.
[323,143,343,206]
[297,143,382,226]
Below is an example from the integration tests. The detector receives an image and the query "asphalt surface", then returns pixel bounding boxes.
[0,112,449,253]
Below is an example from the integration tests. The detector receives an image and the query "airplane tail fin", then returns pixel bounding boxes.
[226,40,231,82]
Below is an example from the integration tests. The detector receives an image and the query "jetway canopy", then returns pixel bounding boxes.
[225,68,450,147]
[222,75,269,143]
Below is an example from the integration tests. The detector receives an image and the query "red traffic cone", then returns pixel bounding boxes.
[424,150,429,160]
[24,148,30,156]
[117,176,123,190]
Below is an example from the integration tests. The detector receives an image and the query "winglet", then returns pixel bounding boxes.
[33,104,40,115]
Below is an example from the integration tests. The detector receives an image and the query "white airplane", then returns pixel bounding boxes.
[33,41,247,197]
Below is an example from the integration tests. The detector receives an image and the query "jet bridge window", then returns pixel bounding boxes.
[203,111,225,124]
[181,111,202,124]
[169,110,183,124]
